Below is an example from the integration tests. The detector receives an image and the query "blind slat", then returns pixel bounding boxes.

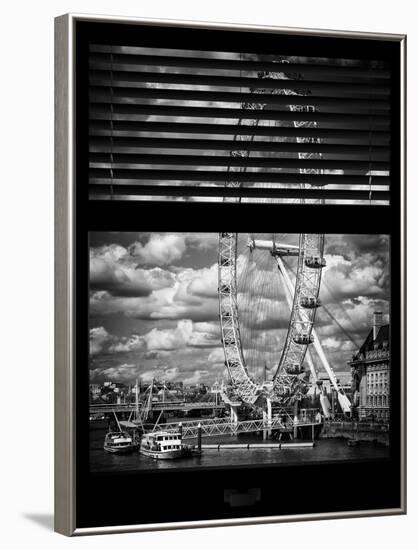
[89,104,390,126]
[90,87,390,110]
[89,169,390,186]
[89,153,389,171]
[89,50,390,79]
[89,136,390,156]
[89,183,389,202]
[89,70,390,95]
[90,121,390,141]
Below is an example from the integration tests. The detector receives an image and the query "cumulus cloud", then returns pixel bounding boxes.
[321,251,389,303]
[325,234,389,259]
[90,242,175,297]
[108,334,145,354]
[89,263,219,323]
[144,319,219,351]
[144,321,192,351]
[89,326,113,356]
[89,232,390,385]
[90,363,139,383]
[129,234,187,266]
[207,347,226,365]
[182,264,218,299]
[321,337,355,352]
[194,322,219,335]
[90,320,220,369]
[185,233,218,251]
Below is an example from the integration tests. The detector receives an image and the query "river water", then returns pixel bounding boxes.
[90,423,389,473]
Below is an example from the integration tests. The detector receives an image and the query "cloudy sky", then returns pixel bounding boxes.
[89,232,389,386]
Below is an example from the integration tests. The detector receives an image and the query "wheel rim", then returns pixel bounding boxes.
[219,65,326,405]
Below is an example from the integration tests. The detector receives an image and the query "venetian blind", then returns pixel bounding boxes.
[88,44,391,205]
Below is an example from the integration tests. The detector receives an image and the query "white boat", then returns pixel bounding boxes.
[104,431,135,454]
[139,431,184,460]
[103,410,137,453]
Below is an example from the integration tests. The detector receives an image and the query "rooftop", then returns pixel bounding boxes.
[350,324,390,364]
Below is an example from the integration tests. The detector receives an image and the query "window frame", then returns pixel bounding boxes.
[54,14,406,536]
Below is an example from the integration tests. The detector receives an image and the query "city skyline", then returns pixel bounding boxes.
[89,232,389,386]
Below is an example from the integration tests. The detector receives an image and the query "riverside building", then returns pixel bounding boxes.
[349,312,390,421]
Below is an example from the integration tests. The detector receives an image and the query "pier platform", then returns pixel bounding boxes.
[201,442,315,450]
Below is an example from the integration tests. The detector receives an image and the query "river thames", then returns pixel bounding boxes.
[89,423,390,473]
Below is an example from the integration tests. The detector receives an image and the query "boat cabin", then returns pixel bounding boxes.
[141,431,182,452]
[103,431,135,453]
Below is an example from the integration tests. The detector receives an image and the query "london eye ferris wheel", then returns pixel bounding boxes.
[217,67,351,413]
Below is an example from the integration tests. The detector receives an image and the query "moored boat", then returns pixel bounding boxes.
[139,431,184,459]
[104,431,136,453]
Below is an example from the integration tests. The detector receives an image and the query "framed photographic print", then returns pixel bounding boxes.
[54,13,406,535]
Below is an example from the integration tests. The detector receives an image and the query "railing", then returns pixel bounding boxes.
[158,415,321,439]
[90,401,226,413]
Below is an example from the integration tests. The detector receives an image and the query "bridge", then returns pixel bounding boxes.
[90,401,226,415]
[154,411,321,440]
[92,401,321,440]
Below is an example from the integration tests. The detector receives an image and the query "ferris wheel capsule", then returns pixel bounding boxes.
[305,256,327,269]
[286,363,305,375]
[293,332,314,345]
[300,296,321,309]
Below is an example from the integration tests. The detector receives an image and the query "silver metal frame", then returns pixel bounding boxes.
[54,13,407,536]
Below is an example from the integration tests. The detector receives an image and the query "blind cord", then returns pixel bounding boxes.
[110,48,114,200]
[368,64,374,205]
